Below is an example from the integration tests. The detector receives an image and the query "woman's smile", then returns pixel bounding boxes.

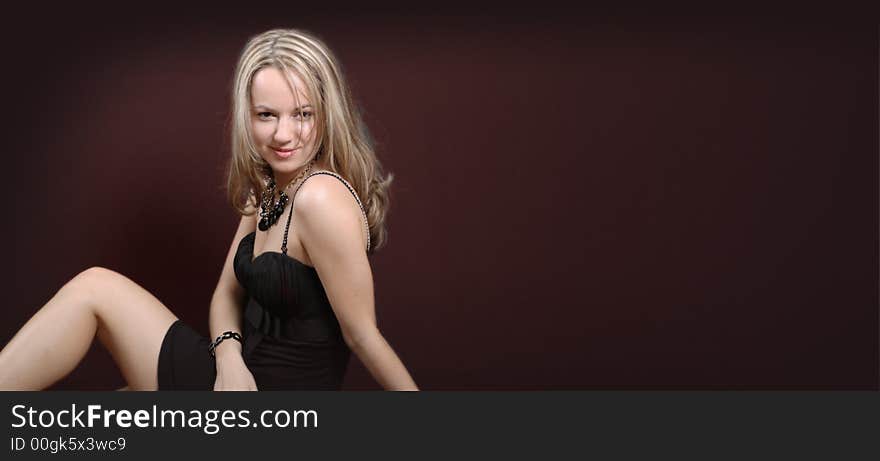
[272,146,299,159]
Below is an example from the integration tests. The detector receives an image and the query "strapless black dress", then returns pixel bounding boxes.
[157,171,365,390]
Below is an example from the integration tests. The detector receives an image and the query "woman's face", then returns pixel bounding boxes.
[250,66,319,185]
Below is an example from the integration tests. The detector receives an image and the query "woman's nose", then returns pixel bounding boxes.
[273,117,300,144]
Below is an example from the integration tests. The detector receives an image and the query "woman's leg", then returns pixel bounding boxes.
[0,267,179,390]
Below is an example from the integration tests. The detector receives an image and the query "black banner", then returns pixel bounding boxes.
[1,392,877,459]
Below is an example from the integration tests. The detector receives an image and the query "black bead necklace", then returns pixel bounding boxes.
[257,179,288,231]
[257,161,314,232]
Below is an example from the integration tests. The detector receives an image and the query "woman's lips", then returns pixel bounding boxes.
[273,147,299,159]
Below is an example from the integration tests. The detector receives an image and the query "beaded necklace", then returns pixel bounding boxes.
[257,160,314,232]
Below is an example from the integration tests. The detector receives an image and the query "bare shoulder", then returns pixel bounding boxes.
[292,173,366,251]
[293,174,361,216]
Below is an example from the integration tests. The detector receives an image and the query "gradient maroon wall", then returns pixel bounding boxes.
[1,11,877,389]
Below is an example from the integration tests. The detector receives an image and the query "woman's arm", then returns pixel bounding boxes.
[295,177,419,391]
[209,212,258,390]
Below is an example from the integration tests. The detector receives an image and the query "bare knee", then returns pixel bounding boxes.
[72,266,119,286]
[77,266,118,280]
[63,266,118,305]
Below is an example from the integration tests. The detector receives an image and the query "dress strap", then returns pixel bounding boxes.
[281,170,371,255]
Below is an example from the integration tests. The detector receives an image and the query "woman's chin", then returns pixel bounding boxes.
[267,159,310,181]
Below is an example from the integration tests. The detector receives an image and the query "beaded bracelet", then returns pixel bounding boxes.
[208,331,242,357]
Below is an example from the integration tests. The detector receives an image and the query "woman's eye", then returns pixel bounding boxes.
[257,112,274,119]
[296,111,314,120]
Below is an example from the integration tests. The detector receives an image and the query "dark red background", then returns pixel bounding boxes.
[1,10,877,389]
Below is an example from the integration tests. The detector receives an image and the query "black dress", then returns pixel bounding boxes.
[157,171,367,390]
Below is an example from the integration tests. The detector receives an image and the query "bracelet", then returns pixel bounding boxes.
[208,331,242,357]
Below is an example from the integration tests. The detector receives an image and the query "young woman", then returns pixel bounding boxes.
[0,28,419,391]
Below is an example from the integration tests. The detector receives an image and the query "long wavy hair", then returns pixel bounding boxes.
[226,28,393,251]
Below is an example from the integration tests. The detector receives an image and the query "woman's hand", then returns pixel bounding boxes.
[212,342,258,391]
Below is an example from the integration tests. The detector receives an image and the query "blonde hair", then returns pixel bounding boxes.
[226,28,393,251]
